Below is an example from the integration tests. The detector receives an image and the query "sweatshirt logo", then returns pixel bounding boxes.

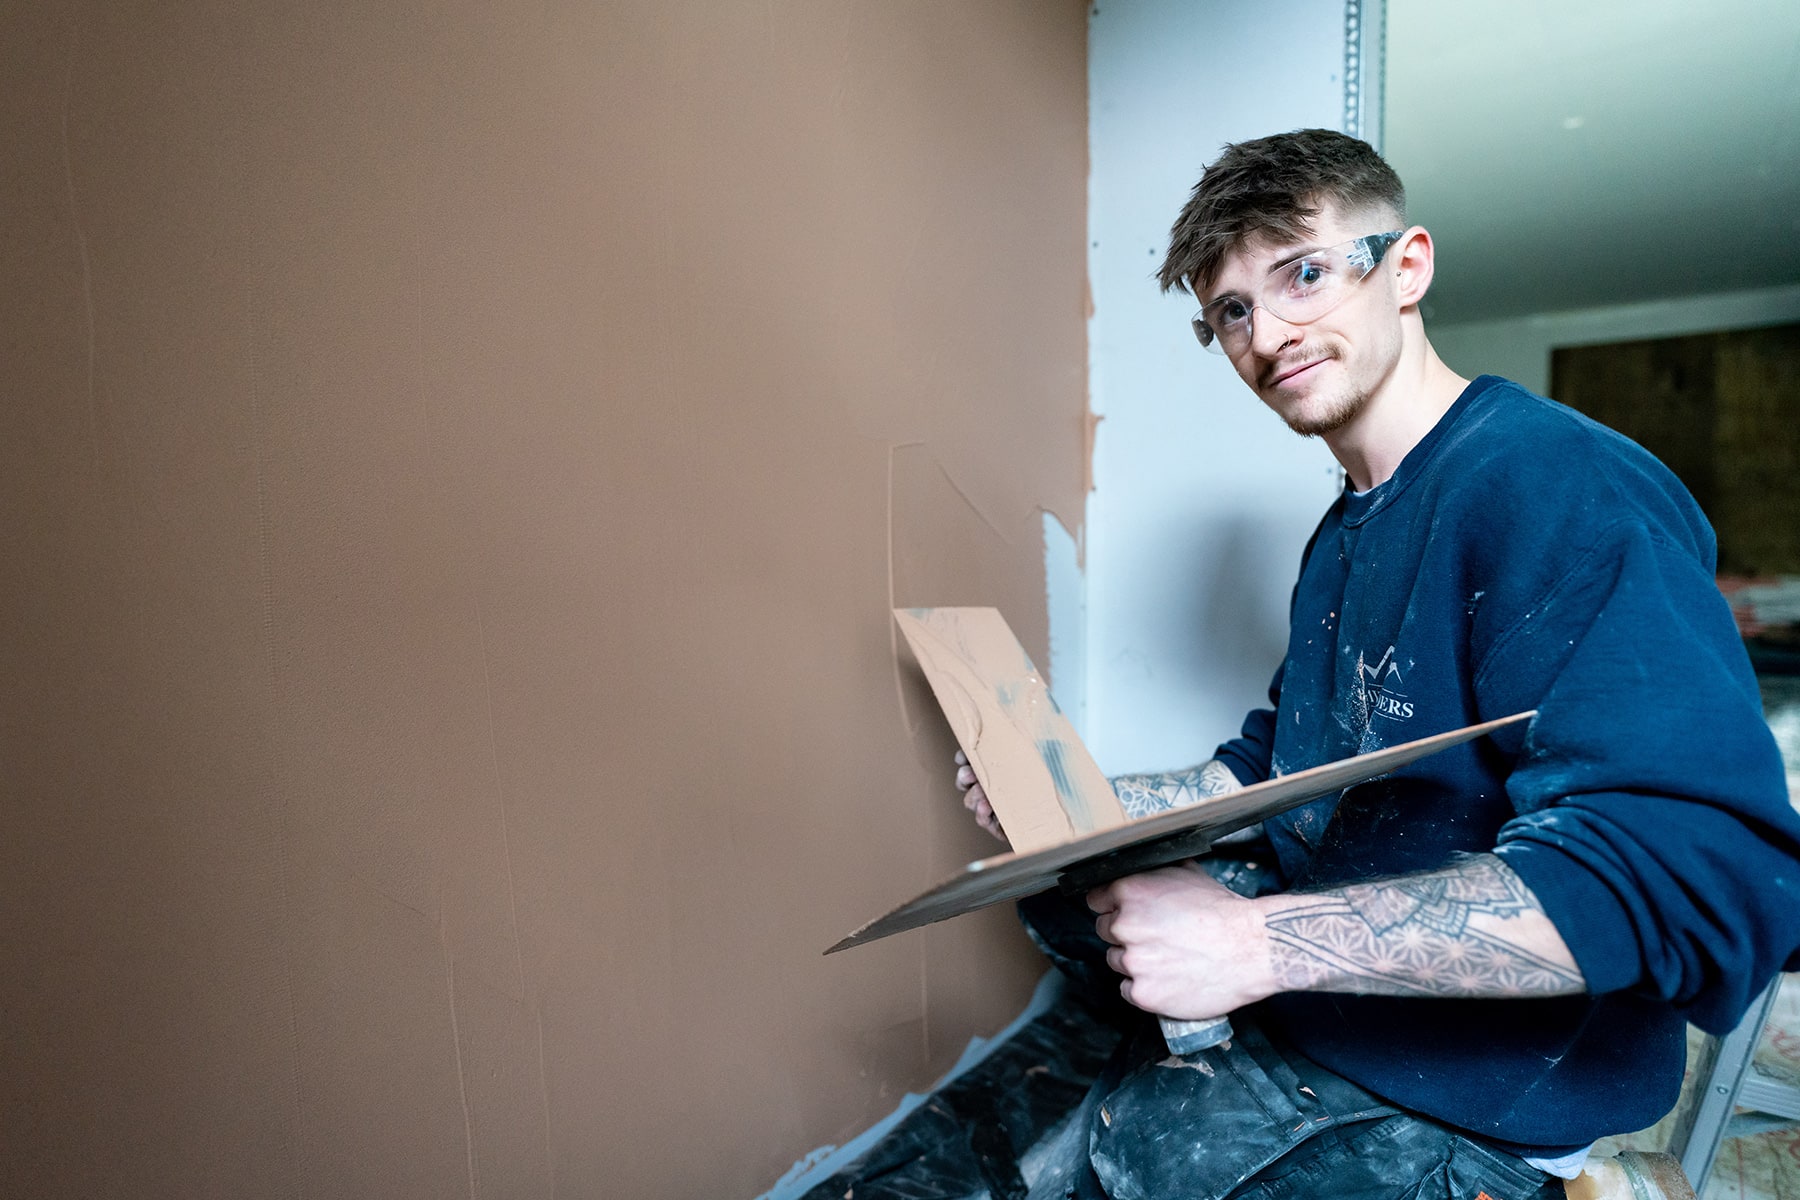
[1358,645,1414,722]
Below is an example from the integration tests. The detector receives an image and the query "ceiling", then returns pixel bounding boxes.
[1382,0,1800,325]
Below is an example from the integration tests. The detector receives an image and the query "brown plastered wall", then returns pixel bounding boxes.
[0,2,1089,1196]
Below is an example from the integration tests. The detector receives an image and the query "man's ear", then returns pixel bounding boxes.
[1392,225,1435,310]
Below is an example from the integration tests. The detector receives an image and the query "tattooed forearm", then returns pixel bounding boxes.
[1260,854,1585,998]
[1111,759,1244,819]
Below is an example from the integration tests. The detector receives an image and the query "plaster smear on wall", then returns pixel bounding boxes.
[0,2,1090,1195]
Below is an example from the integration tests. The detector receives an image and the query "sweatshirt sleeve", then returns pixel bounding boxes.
[1483,520,1800,1035]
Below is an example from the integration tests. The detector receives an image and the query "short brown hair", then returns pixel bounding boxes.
[1158,129,1405,296]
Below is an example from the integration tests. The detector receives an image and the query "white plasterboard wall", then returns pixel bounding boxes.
[1080,0,1351,774]
[1428,283,1800,398]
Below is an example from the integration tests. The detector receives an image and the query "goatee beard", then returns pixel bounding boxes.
[1283,387,1370,437]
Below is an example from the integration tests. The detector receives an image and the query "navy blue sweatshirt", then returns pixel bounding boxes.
[1213,376,1800,1147]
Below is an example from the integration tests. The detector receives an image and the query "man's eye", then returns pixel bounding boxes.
[1215,298,1251,325]
[1289,259,1330,290]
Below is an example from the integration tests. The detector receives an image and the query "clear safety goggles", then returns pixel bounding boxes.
[1191,231,1404,356]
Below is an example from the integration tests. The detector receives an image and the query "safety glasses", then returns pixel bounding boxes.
[1192,231,1404,356]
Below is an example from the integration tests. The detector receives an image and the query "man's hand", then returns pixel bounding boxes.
[1088,854,1585,1021]
[953,750,1008,843]
[1086,863,1276,1021]
[957,753,1247,844]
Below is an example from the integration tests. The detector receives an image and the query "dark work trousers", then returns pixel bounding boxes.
[1017,874,1566,1200]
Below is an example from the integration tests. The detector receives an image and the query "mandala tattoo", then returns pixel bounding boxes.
[1263,855,1585,998]
[1111,758,1243,819]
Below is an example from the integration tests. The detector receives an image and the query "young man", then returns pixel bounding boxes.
[958,129,1800,1198]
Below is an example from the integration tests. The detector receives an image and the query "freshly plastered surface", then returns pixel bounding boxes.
[0,2,1088,1195]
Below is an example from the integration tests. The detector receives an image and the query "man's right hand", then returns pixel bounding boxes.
[954,750,1009,843]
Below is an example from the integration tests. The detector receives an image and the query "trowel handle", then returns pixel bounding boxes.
[1160,1014,1233,1055]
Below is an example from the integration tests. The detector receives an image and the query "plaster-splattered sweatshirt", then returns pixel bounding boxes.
[1213,375,1800,1147]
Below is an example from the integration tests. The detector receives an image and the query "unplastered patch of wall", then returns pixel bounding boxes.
[1084,0,1347,775]
[0,1,1088,1195]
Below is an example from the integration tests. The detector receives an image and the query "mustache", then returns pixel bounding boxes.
[1260,350,1340,388]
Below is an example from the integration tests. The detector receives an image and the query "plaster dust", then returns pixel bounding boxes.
[0,1,1088,1197]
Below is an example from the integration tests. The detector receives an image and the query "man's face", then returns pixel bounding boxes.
[1201,205,1405,438]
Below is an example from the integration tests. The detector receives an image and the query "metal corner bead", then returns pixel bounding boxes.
[1343,0,1385,151]
[1344,0,1364,139]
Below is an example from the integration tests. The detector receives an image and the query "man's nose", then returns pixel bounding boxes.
[1248,305,1301,358]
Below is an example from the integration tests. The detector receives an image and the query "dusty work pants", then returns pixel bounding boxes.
[1016,886,1564,1200]
[1053,1018,1562,1200]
